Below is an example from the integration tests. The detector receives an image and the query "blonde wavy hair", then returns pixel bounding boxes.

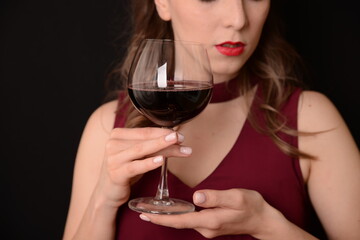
[106,0,313,159]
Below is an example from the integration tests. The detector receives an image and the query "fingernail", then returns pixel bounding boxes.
[153,156,164,163]
[194,192,206,204]
[165,132,177,142]
[177,133,185,142]
[139,214,151,222]
[180,146,192,155]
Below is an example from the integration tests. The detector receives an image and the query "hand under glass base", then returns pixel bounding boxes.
[128,197,195,215]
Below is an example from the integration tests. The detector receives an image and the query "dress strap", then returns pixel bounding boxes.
[113,91,130,128]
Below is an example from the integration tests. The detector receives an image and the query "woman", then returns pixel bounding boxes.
[63,0,360,239]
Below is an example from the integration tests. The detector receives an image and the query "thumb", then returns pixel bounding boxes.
[193,189,245,209]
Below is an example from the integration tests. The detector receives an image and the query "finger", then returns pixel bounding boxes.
[139,211,207,229]
[110,127,169,140]
[110,127,184,142]
[115,155,165,179]
[108,132,188,164]
[156,145,193,158]
[193,189,250,209]
[106,137,190,156]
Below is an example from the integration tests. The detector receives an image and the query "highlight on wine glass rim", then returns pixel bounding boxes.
[130,39,213,90]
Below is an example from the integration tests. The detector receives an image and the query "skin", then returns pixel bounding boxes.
[63,0,360,239]
[155,0,270,83]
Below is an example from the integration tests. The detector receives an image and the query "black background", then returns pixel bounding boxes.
[1,1,359,239]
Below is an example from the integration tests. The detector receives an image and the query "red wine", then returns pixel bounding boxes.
[128,81,213,127]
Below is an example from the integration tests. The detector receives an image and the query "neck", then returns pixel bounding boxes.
[210,74,259,104]
[213,73,239,84]
[210,77,241,103]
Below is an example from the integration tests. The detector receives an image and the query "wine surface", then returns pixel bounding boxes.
[128,81,213,127]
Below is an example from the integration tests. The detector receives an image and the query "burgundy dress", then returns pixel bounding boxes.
[113,80,325,239]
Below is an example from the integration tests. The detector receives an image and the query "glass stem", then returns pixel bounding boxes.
[155,157,170,201]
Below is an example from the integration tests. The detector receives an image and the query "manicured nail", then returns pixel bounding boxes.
[177,133,185,142]
[139,214,151,222]
[180,146,192,155]
[153,156,164,163]
[194,192,206,204]
[165,132,177,142]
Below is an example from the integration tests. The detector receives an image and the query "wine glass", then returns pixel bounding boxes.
[127,39,213,214]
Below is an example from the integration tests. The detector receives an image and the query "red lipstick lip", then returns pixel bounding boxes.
[215,41,245,56]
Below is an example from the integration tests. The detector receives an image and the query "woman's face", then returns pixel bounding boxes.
[155,0,270,82]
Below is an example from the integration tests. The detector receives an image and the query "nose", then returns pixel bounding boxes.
[222,0,248,30]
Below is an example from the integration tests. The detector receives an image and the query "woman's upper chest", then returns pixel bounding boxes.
[168,96,250,188]
[166,89,310,187]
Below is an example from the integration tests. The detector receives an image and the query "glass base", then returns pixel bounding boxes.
[128,197,195,215]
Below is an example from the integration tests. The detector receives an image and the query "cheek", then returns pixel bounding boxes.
[170,7,212,42]
[251,6,270,36]
[247,8,269,49]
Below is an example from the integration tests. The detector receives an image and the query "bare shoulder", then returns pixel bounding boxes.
[85,100,118,134]
[298,90,358,156]
[298,90,344,132]
[74,99,119,174]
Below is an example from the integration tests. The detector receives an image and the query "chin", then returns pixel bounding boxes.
[212,72,240,83]
[211,64,243,81]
